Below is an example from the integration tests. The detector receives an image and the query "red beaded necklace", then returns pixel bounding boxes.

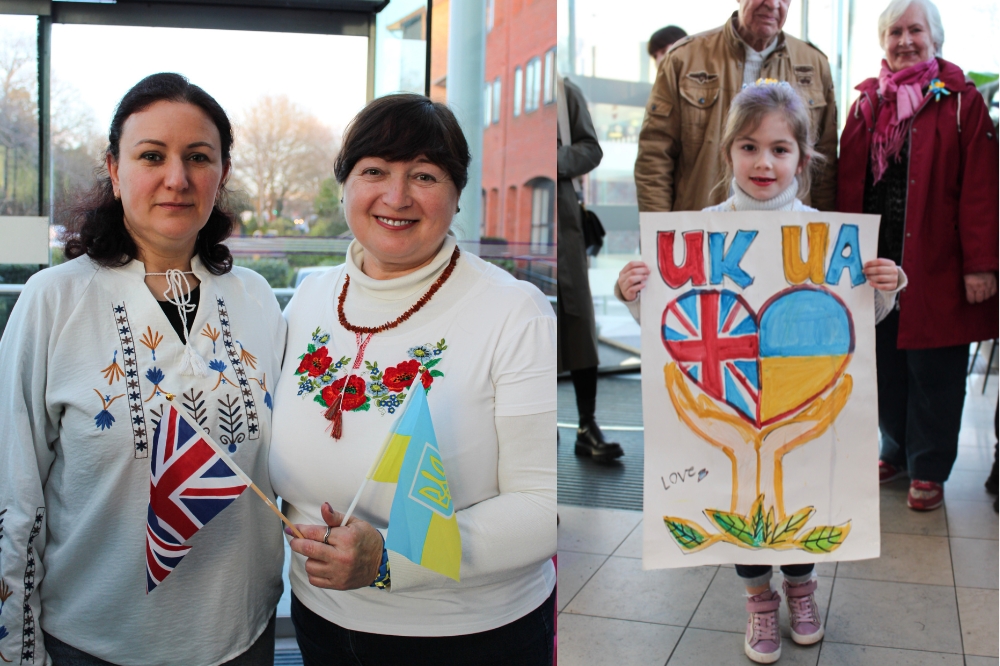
[324,246,460,439]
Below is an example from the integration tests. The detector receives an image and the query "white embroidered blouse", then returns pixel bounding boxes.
[0,255,286,665]
[269,236,557,637]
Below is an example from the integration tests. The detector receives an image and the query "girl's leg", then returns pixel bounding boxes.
[736,565,781,664]
[779,564,824,646]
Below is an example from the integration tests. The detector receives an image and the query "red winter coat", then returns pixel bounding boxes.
[838,58,998,350]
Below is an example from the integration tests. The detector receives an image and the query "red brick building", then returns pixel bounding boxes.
[431,0,556,250]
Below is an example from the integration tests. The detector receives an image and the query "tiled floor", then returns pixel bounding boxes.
[557,374,999,666]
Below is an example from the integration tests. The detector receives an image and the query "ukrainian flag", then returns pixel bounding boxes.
[371,385,461,581]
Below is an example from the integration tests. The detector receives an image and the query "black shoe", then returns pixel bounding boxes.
[575,420,624,462]
[986,460,998,496]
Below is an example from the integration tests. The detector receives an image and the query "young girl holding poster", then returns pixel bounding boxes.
[616,81,905,664]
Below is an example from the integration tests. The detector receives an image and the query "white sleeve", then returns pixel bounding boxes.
[0,278,61,665]
[613,281,641,324]
[389,314,556,592]
[873,266,908,325]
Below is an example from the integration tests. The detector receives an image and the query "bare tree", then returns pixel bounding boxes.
[232,95,337,222]
[0,32,38,214]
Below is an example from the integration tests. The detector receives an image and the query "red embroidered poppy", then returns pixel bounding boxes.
[322,375,367,411]
[298,347,332,377]
[383,360,420,392]
[420,370,433,389]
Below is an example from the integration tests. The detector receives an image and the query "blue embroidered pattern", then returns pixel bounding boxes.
[217,297,259,439]
[113,302,148,457]
[20,508,43,663]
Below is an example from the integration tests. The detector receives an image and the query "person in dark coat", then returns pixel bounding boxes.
[557,77,622,462]
[837,0,999,511]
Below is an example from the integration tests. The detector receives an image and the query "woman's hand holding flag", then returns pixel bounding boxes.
[287,502,385,590]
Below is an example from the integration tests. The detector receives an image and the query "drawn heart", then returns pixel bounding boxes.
[661,286,855,428]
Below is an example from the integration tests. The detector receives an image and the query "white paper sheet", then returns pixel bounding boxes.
[640,211,882,569]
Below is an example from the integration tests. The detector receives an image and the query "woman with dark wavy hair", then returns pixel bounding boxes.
[0,73,285,665]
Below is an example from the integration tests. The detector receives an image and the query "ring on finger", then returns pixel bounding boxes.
[323,526,332,545]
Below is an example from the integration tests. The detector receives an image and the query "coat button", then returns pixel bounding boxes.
[651,104,657,111]
[911,180,916,184]
[906,233,911,237]
[699,98,705,104]
[809,99,814,105]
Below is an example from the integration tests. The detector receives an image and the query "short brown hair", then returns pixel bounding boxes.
[334,94,471,194]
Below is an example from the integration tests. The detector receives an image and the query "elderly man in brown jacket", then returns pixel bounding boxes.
[635,0,837,212]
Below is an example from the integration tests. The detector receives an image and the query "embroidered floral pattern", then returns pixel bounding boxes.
[182,389,209,432]
[101,350,125,384]
[296,330,448,418]
[0,566,10,662]
[209,359,236,389]
[93,389,126,430]
[201,324,220,354]
[217,297,259,439]
[144,367,170,402]
[20,508,43,663]
[113,302,148,457]
[139,327,163,361]
[217,393,245,453]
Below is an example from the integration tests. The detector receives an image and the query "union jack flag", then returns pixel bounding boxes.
[146,405,248,592]
[662,289,760,423]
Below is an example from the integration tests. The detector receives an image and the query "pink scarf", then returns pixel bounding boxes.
[871,58,938,183]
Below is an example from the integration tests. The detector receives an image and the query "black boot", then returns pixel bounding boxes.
[575,419,624,463]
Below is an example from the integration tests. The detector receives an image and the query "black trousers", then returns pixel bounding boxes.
[291,587,555,666]
[876,309,970,483]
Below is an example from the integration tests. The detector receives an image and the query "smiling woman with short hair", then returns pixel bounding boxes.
[0,73,286,665]
[268,93,557,665]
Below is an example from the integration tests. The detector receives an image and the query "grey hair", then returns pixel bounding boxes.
[878,0,944,57]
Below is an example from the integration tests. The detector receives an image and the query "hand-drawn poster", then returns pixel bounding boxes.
[640,212,881,569]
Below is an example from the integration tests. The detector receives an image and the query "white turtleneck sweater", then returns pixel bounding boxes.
[617,180,906,322]
[0,255,286,666]
[269,235,557,636]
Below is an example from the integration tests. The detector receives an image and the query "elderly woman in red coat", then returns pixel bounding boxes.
[838,0,998,511]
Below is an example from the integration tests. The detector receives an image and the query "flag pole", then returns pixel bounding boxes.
[339,380,422,527]
[164,395,304,539]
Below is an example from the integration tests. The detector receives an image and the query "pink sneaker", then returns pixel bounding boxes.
[879,460,907,484]
[745,589,781,663]
[783,578,824,645]
[908,480,944,510]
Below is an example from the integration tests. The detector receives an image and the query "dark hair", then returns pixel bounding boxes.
[64,72,236,275]
[648,26,688,56]
[334,94,471,194]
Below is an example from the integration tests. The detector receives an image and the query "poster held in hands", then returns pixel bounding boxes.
[640,211,882,569]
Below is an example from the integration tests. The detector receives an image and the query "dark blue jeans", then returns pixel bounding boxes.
[876,309,969,482]
[291,587,555,666]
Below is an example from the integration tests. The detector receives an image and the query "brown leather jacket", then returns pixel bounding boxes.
[634,15,838,212]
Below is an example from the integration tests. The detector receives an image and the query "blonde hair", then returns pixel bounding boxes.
[716,81,823,199]
[878,0,944,57]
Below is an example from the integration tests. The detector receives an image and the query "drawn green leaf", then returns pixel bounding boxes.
[770,506,815,545]
[663,517,709,550]
[749,495,767,546]
[307,344,316,353]
[430,370,444,377]
[354,400,371,412]
[423,358,441,368]
[796,522,851,553]
[313,394,328,408]
[706,509,757,547]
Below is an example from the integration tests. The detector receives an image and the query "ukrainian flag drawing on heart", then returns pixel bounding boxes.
[663,286,854,428]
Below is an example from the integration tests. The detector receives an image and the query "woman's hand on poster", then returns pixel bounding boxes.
[288,502,384,590]
[617,261,651,302]
[964,272,998,304]
[862,259,899,291]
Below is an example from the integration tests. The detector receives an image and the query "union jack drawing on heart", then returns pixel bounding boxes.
[146,405,248,592]
[662,290,760,423]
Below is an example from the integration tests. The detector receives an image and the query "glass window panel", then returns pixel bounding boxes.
[492,77,501,124]
[525,57,541,111]
[0,15,39,217]
[375,0,427,97]
[543,48,555,104]
[484,82,492,126]
[513,66,523,117]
